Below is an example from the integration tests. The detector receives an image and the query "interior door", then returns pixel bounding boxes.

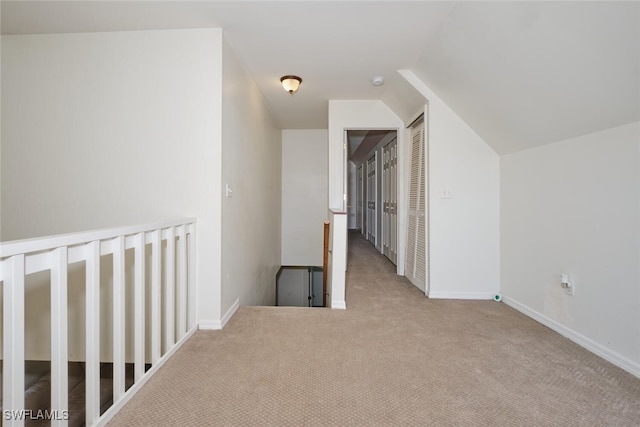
[366,154,376,245]
[383,137,398,264]
[382,141,391,260]
[406,120,427,291]
[356,165,363,233]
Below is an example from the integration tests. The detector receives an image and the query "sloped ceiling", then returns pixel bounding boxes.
[2,1,638,155]
[413,1,640,154]
[348,129,396,164]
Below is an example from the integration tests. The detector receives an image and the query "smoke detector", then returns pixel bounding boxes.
[372,76,385,86]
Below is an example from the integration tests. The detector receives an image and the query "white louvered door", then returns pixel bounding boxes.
[406,121,427,292]
[382,137,398,264]
[356,165,363,233]
[366,154,376,245]
[390,139,398,264]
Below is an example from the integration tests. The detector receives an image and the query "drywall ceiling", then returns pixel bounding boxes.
[0,1,453,130]
[413,1,640,154]
[2,1,638,154]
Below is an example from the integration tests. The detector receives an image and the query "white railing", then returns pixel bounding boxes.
[0,218,197,427]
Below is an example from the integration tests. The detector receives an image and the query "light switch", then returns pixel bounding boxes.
[225,184,233,198]
[441,188,453,199]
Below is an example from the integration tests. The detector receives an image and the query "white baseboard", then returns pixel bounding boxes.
[198,320,220,330]
[220,298,240,328]
[428,291,496,300]
[502,295,640,379]
[331,300,347,310]
[95,326,198,427]
[199,298,240,330]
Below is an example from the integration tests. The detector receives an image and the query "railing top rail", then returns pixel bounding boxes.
[0,217,196,258]
[329,209,347,215]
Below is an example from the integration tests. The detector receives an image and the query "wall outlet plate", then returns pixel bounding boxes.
[564,282,574,296]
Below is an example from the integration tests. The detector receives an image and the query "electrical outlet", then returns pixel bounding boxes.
[561,274,574,296]
[564,282,574,296]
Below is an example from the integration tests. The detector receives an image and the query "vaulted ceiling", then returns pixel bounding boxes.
[2,1,638,155]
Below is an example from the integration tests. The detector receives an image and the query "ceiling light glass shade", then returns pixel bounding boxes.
[280,75,302,94]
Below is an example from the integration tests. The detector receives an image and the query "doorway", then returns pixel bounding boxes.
[346,129,398,265]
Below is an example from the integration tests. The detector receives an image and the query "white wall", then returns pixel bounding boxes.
[501,122,640,376]
[327,209,348,309]
[281,129,328,266]
[400,70,500,300]
[221,36,281,314]
[381,74,428,125]
[1,29,224,325]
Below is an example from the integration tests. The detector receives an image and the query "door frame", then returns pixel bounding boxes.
[343,127,406,276]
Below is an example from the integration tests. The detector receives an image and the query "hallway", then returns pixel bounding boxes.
[108,233,640,426]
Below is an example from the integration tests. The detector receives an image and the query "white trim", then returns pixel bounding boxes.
[405,110,424,129]
[221,299,240,328]
[502,296,640,379]
[198,320,221,330]
[95,326,198,427]
[428,291,495,300]
[331,300,347,310]
[198,299,240,330]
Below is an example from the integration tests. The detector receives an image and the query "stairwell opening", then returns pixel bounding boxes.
[275,266,324,307]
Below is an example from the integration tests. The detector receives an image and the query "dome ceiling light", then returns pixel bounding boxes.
[280,75,302,95]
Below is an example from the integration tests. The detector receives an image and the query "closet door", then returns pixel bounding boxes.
[389,138,398,264]
[356,165,363,233]
[366,154,376,245]
[383,144,390,258]
[406,121,427,291]
[382,138,398,264]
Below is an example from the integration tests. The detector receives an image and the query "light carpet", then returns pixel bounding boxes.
[108,232,640,426]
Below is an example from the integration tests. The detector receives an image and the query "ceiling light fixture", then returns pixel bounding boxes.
[372,76,385,86]
[281,75,302,95]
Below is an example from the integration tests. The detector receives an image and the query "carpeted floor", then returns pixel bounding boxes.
[108,232,640,426]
